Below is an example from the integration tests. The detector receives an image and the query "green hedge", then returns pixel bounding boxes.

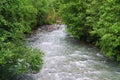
[60,0,120,61]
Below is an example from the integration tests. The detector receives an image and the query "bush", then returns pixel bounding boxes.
[0,0,47,80]
[60,0,120,61]
[60,0,92,39]
[0,43,43,80]
[91,0,120,60]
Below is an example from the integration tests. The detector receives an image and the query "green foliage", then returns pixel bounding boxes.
[60,0,92,39]
[29,0,51,25]
[0,43,43,80]
[91,0,120,60]
[44,0,62,24]
[0,0,52,79]
[60,0,120,61]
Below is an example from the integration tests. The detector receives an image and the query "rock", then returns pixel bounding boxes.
[41,24,60,32]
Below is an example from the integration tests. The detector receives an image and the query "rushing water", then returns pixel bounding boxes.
[27,24,120,80]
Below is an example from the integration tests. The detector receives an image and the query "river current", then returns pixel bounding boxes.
[26,24,120,80]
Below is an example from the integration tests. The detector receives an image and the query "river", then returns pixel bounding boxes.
[26,24,120,80]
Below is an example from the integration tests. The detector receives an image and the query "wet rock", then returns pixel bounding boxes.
[41,24,60,32]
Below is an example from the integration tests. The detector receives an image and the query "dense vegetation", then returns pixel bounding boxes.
[0,0,55,80]
[60,0,120,61]
[0,0,120,79]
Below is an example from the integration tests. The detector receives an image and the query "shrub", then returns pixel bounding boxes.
[0,0,45,80]
[60,0,120,61]
[91,0,120,60]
